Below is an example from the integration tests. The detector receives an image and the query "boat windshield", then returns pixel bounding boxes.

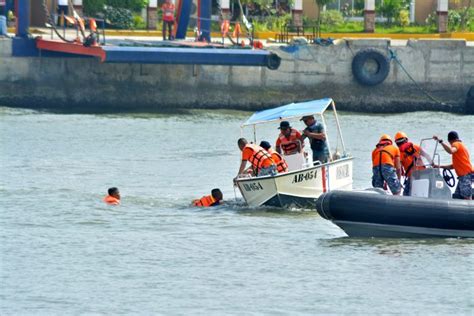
[419,138,438,167]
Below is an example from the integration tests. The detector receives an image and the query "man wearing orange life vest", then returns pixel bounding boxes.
[103,187,120,205]
[394,131,430,196]
[161,0,175,41]
[259,141,289,173]
[371,134,402,195]
[234,138,276,183]
[275,121,303,156]
[193,188,223,207]
[433,131,473,200]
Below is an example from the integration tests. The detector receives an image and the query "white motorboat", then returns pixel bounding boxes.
[235,98,353,209]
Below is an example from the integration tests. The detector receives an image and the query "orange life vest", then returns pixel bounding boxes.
[233,22,241,38]
[162,3,175,22]
[372,142,399,167]
[277,129,302,154]
[193,195,218,207]
[452,141,473,177]
[221,20,230,36]
[268,148,288,173]
[243,144,274,174]
[104,195,120,205]
[399,142,424,177]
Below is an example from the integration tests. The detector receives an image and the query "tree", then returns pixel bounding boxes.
[315,0,332,37]
[377,0,410,25]
[453,0,473,31]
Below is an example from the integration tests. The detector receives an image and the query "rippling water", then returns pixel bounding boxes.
[1,107,473,314]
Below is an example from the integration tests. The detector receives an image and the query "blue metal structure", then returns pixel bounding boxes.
[16,0,29,37]
[102,46,276,67]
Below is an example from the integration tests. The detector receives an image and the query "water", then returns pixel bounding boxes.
[1,107,473,314]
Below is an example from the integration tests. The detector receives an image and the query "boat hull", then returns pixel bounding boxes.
[316,190,474,238]
[236,158,353,209]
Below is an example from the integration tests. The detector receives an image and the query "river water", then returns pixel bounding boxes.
[1,107,473,314]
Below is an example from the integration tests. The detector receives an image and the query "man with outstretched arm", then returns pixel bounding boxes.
[433,131,473,200]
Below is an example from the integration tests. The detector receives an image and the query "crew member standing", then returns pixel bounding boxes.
[433,131,473,200]
[275,121,303,156]
[372,134,402,195]
[394,131,429,196]
[161,0,175,41]
[300,115,329,164]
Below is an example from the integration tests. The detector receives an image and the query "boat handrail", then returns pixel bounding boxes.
[236,155,353,181]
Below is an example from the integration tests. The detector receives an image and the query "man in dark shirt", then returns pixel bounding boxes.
[300,115,329,164]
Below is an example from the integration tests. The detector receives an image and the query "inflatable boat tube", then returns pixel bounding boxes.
[316,190,474,238]
[352,49,390,86]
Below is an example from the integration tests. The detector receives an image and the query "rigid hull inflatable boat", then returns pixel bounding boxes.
[316,138,474,238]
[316,189,474,238]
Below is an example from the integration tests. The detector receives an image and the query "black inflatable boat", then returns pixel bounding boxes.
[316,189,474,238]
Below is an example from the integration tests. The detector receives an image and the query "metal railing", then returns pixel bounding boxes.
[277,24,317,43]
[48,14,106,45]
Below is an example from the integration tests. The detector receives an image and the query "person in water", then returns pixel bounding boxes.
[394,131,430,196]
[259,141,288,173]
[300,115,329,164]
[234,138,276,183]
[371,134,402,195]
[433,131,473,200]
[193,188,223,207]
[104,187,121,205]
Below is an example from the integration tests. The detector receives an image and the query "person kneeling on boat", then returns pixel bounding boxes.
[275,121,304,156]
[193,189,223,207]
[260,141,288,173]
[104,187,121,205]
[394,131,430,196]
[234,138,277,183]
[433,131,473,200]
[372,134,402,195]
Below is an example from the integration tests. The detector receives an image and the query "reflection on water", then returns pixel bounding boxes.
[1,107,473,314]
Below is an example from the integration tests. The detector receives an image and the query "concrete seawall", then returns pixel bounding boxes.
[1,38,473,113]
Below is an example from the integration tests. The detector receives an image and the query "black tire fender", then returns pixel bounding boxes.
[352,48,390,86]
[266,53,281,70]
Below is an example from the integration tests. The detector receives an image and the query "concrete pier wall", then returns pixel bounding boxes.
[0,38,473,113]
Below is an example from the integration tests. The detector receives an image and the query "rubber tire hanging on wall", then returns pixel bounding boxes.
[352,49,390,86]
[267,53,281,70]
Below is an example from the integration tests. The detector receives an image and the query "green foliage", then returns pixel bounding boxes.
[252,14,291,32]
[397,9,410,27]
[107,0,148,12]
[104,6,134,29]
[425,8,474,32]
[377,0,409,25]
[84,0,106,15]
[83,0,147,15]
[320,10,344,27]
[132,14,146,29]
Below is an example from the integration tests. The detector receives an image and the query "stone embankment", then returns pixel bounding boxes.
[0,37,473,113]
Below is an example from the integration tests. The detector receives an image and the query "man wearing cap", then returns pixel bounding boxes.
[275,121,303,156]
[433,131,473,200]
[300,115,329,164]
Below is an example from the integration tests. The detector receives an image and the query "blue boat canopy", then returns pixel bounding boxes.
[242,98,333,126]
